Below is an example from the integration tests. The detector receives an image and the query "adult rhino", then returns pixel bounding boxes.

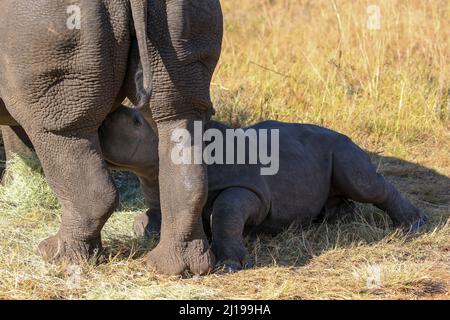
[0,0,223,275]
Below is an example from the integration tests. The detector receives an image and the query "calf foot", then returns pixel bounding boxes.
[212,241,253,273]
[387,197,429,232]
[404,212,428,233]
[215,260,242,273]
[215,256,254,274]
[380,184,429,232]
[38,233,103,263]
[133,210,161,238]
[146,239,214,276]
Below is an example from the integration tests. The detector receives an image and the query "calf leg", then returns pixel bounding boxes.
[133,209,161,238]
[332,141,427,231]
[133,175,161,238]
[210,187,267,272]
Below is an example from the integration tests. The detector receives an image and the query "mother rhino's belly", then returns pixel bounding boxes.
[0,0,131,131]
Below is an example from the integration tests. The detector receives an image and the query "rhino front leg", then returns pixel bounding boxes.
[145,118,214,275]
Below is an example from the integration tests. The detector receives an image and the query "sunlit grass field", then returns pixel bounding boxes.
[0,0,449,299]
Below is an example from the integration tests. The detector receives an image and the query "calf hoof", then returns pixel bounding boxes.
[215,260,242,273]
[406,213,428,233]
[215,255,254,274]
[145,239,215,276]
[38,234,103,263]
[133,211,161,238]
[38,235,63,262]
[133,212,148,237]
[133,212,150,237]
[212,241,254,273]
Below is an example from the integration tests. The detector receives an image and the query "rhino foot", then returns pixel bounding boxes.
[38,233,104,264]
[146,238,214,276]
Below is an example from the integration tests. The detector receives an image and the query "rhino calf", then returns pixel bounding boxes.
[99,106,428,271]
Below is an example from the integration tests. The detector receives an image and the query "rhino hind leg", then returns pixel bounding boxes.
[36,131,119,262]
[210,187,267,272]
[331,140,427,232]
[2,72,121,264]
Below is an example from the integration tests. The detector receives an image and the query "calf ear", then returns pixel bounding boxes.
[136,105,158,134]
[146,117,158,134]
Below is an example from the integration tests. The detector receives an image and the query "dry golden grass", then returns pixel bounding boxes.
[0,0,449,299]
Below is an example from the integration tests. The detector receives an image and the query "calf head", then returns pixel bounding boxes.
[99,106,158,175]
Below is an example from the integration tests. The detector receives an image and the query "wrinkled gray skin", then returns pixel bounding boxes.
[100,106,428,271]
[0,0,223,275]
